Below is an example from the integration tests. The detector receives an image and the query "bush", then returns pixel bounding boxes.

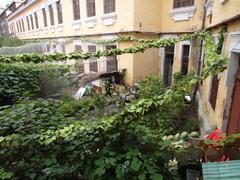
[138,75,166,99]
[0,63,69,105]
[0,97,178,180]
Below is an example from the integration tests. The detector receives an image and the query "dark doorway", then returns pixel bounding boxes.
[164,46,175,86]
[227,56,240,134]
[181,45,190,75]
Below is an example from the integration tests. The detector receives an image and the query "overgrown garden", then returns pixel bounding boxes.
[1,30,237,180]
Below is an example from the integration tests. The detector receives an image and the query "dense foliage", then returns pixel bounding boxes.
[0,37,28,48]
[0,63,69,105]
[0,30,228,179]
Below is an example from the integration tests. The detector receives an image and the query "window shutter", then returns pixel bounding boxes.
[49,5,54,26]
[209,75,219,110]
[74,45,82,52]
[34,12,39,29]
[106,45,118,72]
[42,9,48,27]
[173,0,194,8]
[88,45,98,73]
[104,0,115,14]
[30,15,34,30]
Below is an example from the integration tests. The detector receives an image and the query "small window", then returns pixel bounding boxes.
[19,21,22,32]
[104,0,115,14]
[34,12,39,29]
[42,8,48,27]
[49,5,55,26]
[87,0,96,17]
[21,19,25,32]
[173,0,194,8]
[30,14,34,30]
[72,0,80,20]
[74,45,82,52]
[56,1,63,24]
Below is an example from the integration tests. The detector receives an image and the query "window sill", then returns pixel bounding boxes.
[57,24,64,32]
[85,17,97,28]
[49,26,55,33]
[219,0,228,4]
[170,6,196,21]
[101,12,117,26]
[72,20,81,30]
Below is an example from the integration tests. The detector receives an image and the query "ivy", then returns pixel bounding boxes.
[0,31,209,63]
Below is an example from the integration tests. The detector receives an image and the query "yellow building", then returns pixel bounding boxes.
[6,0,240,133]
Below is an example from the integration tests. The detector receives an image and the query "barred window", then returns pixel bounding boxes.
[42,8,48,27]
[72,0,80,20]
[87,0,96,17]
[49,5,55,26]
[34,12,39,29]
[56,1,63,24]
[173,0,194,8]
[21,19,25,32]
[30,15,34,30]
[104,0,115,14]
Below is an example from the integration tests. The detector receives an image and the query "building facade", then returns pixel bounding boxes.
[5,0,240,133]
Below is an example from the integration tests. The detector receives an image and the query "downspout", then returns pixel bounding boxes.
[192,0,207,100]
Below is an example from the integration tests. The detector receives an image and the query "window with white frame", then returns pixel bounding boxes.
[34,12,39,29]
[42,8,48,27]
[21,19,25,32]
[26,16,30,30]
[104,0,115,14]
[87,0,96,17]
[48,5,55,26]
[72,0,80,20]
[56,1,63,24]
[30,14,34,30]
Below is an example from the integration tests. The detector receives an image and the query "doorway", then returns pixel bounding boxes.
[227,56,240,134]
[164,46,175,86]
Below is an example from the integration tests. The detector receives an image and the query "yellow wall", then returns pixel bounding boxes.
[160,0,205,33]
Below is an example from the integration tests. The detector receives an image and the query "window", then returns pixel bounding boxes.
[60,43,66,53]
[16,21,20,33]
[34,12,39,29]
[209,75,219,110]
[19,21,22,32]
[26,16,30,30]
[87,0,96,17]
[49,5,55,26]
[88,45,98,72]
[42,8,48,27]
[30,14,34,30]
[72,0,80,20]
[56,1,63,24]
[104,0,115,14]
[21,19,25,32]
[105,45,117,72]
[74,45,82,52]
[173,0,194,8]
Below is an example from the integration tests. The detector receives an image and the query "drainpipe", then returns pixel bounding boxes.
[192,0,207,101]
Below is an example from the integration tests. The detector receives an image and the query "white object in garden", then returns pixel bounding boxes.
[74,87,86,100]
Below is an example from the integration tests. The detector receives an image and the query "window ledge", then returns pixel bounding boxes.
[85,17,97,28]
[72,20,81,30]
[219,0,228,4]
[57,24,64,32]
[101,12,117,26]
[170,6,196,21]
[49,26,55,33]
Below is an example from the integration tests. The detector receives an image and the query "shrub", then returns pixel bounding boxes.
[138,75,166,99]
[0,63,69,105]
